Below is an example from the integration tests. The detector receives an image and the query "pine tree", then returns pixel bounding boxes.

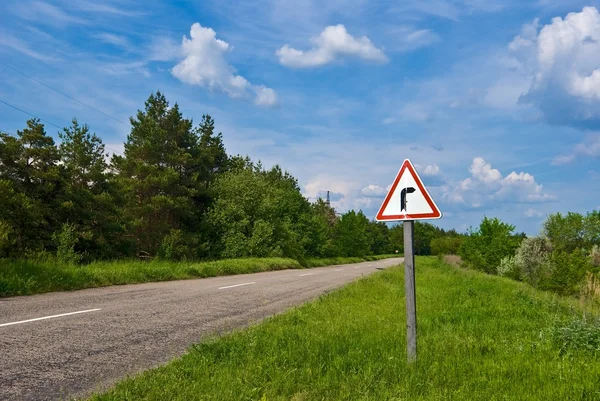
[58,119,124,260]
[0,119,63,254]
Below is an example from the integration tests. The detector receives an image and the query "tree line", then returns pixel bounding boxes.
[458,213,600,298]
[0,92,459,263]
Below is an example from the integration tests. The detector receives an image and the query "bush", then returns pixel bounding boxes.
[430,236,462,255]
[497,256,520,280]
[580,271,600,303]
[157,229,199,261]
[541,250,592,296]
[589,245,600,267]
[516,237,553,288]
[549,316,600,356]
[459,217,522,274]
[52,223,81,265]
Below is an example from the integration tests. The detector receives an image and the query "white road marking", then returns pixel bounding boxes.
[354,266,361,269]
[299,273,315,277]
[0,309,101,328]
[218,282,256,290]
[334,269,344,272]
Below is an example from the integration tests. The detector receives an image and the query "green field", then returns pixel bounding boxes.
[87,257,600,401]
[0,255,397,298]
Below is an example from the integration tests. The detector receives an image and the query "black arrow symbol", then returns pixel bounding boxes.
[401,187,416,212]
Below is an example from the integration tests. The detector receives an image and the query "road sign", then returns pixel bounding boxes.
[375,159,443,363]
[375,159,442,221]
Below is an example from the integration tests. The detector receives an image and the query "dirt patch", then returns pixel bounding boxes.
[443,254,462,267]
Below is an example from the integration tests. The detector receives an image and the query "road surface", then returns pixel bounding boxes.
[0,258,403,400]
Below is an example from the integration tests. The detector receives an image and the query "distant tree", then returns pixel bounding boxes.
[389,224,404,254]
[113,92,223,258]
[459,216,522,274]
[206,161,311,259]
[58,119,125,260]
[368,221,392,255]
[333,210,372,257]
[0,119,63,255]
[543,212,585,253]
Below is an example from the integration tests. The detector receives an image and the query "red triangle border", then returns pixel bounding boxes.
[375,159,442,221]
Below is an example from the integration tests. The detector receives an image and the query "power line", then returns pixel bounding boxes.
[0,128,15,136]
[0,99,63,130]
[0,61,129,126]
[0,99,123,156]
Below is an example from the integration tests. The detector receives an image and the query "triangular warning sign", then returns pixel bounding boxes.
[376,159,442,221]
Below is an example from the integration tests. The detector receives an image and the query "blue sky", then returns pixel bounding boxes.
[1,0,600,236]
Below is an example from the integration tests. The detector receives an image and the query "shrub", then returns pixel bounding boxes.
[52,223,81,265]
[549,316,600,356]
[541,250,592,296]
[589,245,600,268]
[497,256,520,280]
[459,217,522,274]
[430,236,462,255]
[157,229,199,261]
[516,237,553,288]
[580,271,600,303]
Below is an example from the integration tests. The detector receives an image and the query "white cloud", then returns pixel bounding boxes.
[361,184,388,197]
[424,164,440,176]
[0,33,56,62]
[94,33,129,48]
[509,7,600,128]
[444,157,554,207]
[276,24,387,68]
[524,208,544,218]
[382,117,396,125]
[171,23,277,107]
[13,1,87,27]
[553,134,600,164]
[254,86,278,107]
[415,163,441,175]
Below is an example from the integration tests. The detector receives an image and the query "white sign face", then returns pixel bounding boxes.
[376,159,442,221]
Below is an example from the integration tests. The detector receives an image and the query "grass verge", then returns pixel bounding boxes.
[88,256,600,401]
[0,255,398,298]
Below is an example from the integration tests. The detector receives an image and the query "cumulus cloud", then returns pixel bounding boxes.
[276,24,387,68]
[509,7,600,128]
[424,164,440,176]
[361,184,389,198]
[444,157,554,207]
[553,134,600,164]
[171,23,277,107]
[524,208,544,218]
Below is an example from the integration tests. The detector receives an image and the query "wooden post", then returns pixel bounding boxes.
[403,220,417,362]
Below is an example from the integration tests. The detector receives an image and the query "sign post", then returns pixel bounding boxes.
[403,220,417,361]
[375,159,442,362]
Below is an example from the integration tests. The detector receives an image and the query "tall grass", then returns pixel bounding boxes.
[88,257,600,401]
[0,255,398,297]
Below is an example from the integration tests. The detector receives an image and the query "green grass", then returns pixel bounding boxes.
[0,255,398,297]
[87,257,600,401]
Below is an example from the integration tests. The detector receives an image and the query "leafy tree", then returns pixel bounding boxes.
[368,221,392,254]
[430,236,463,255]
[459,217,523,274]
[301,198,337,257]
[333,210,372,257]
[543,212,585,253]
[389,224,404,254]
[206,161,311,259]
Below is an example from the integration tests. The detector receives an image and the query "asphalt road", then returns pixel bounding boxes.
[0,258,403,401]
